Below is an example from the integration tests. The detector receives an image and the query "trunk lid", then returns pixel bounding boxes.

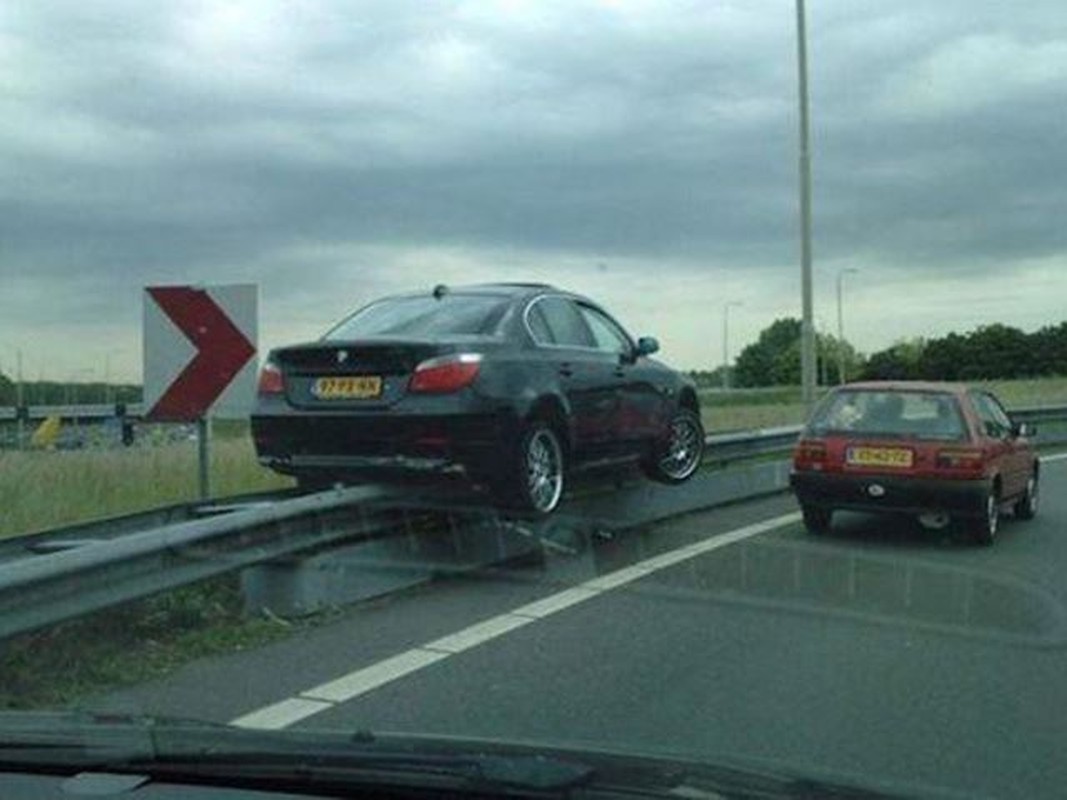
[272,337,497,409]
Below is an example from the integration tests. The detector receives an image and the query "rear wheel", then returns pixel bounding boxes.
[643,408,705,484]
[1014,470,1039,521]
[295,474,337,493]
[498,421,566,516]
[972,487,1000,546]
[802,505,832,535]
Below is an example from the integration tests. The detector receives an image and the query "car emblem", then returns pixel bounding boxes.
[337,350,348,365]
[867,484,886,498]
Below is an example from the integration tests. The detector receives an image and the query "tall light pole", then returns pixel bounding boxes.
[795,0,816,409]
[836,268,858,384]
[722,301,743,390]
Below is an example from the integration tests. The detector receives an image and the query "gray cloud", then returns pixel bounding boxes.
[2,0,1066,377]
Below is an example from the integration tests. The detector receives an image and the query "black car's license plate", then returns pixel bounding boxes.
[311,376,382,400]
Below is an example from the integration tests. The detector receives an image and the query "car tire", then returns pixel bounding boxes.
[1014,470,1039,521]
[642,408,705,485]
[499,421,566,517]
[972,486,1000,546]
[802,505,832,535]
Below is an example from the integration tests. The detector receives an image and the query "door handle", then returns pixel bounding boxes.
[559,363,574,378]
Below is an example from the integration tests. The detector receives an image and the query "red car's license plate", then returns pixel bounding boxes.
[846,446,913,468]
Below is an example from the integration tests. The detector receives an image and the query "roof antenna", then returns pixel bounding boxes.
[432,284,449,300]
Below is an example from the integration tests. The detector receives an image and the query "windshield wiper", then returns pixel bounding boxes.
[0,712,592,794]
[118,749,593,794]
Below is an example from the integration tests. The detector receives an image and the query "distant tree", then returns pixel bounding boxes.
[734,318,802,387]
[863,339,925,381]
[1032,322,1067,376]
[0,371,13,406]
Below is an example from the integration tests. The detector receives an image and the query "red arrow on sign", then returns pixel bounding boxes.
[147,287,256,421]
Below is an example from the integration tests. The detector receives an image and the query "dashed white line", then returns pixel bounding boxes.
[230,697,333,731]
[1042,453,1067,464]
[303,648,451,705]
[231,511,800,731]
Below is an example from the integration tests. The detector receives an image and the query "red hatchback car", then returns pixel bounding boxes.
[790,382,1039,545]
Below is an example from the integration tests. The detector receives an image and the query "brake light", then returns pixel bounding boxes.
[794,439,827,471]
[409,354,483,393]
[257,362,284,395]
[936,448,985,474]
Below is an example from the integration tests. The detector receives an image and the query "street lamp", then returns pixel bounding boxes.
[795,0,816,409]
[722,301,744,390]
[836,268,858,384]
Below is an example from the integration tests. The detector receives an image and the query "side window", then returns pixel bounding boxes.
[533,297,594,348]
[973,393,1011,438]
[526,303,554,345]
[578,305,632,356]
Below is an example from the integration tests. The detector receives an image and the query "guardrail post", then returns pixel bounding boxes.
[116,403,135,447]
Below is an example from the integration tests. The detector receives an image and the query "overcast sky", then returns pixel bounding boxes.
[2,0,1066,382]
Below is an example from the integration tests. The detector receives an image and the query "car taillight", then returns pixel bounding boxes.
[409,354,483,393]
[936,448,985,474]
[257,362,284,395]
[794,439,827,471]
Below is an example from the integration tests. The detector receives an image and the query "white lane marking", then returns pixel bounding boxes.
[511,586,600,619]
[230,697,333,730]
[1041,453,1067,464]
[230,511,800,730]
[303,649,451,704]
[423,614,535,655]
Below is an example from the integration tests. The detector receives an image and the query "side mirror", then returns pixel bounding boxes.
[1011,421,1036,439]
[635,336,660,357]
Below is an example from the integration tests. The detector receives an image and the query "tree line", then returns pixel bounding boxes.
[723,318,1067,388]
[0,377,141,407]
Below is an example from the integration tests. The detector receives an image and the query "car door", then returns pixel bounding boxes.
[971,391,1028,498]
[575,302,668,455]
[528,295,624,462]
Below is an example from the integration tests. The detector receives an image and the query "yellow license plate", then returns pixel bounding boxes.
[846,447,913,468]
[311,376,382,400]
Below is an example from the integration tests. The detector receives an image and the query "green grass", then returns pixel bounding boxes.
[0,438,292,539]
[3,376,1066,539]
[0,577,306,710]
[700,377,1067,433]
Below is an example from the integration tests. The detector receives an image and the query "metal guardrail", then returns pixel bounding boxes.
[1,403,1065,642]
[0,403,145,422]
[0,486,397,640]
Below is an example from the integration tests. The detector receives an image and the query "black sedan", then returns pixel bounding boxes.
[251,283,704,515]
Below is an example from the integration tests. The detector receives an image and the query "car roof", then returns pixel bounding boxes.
[387,283,560,301]
[837,380,972,396]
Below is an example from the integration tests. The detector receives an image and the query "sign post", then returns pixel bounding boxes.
[143,284,258,500]
[197,417,212,500]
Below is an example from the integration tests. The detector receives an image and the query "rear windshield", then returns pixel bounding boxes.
[807,390,969,441]
[325,294,510,340]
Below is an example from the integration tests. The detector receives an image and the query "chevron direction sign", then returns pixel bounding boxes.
[143,284,258,421]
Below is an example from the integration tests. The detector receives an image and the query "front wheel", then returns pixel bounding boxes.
[643,408,705,484]
[497,422,566,516]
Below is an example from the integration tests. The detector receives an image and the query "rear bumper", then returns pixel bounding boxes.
[790,471,990,517]
[251,409,515,480]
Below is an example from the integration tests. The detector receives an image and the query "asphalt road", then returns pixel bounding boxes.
[92,455,1067,799]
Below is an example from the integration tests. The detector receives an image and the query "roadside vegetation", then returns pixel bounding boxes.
[0,577,311,710]
[701,377,1067,432]
[0,434,291,539]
